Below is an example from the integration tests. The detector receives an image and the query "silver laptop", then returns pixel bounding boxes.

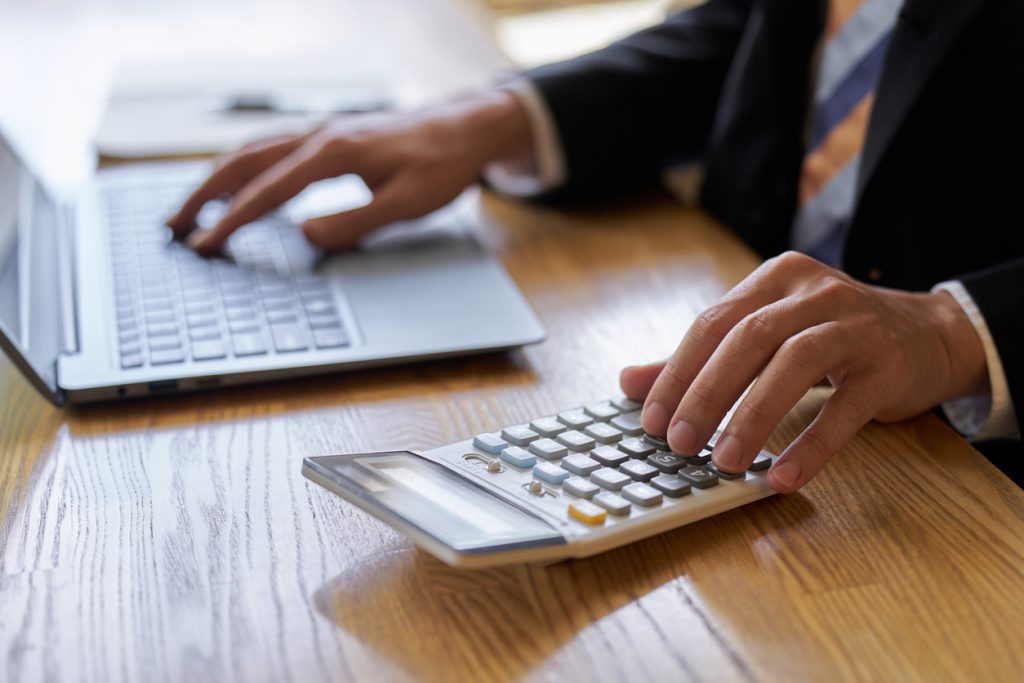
[0,130,544,404]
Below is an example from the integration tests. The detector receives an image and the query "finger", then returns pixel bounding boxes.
[190,142,341,254]
[711,322,848,472]
[300,179,413,251]
[619,362,667,402]
[641,252,818,438]
[666,294,837,454]
[768,386,874,493]
[167,135,305,233]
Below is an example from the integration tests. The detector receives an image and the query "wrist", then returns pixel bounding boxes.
[929,290,989,399]
[437,90,532,168]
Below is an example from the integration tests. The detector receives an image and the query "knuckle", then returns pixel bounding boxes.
[693,303,733,343]
[657,360,690,390]
[735,309,775,347]
[767,250,814,275]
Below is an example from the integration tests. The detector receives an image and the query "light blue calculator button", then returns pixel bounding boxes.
[501,446,537,468]
[473,433,508,455]
[533,462,570,485]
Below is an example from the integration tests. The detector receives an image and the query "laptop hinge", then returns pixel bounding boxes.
[57,203,80,355]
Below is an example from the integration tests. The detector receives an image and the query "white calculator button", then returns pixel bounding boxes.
[529,438,569,460]
[533,462,570,485]
[584,401,619,421]
[584,422,623,444]
[618,437,656,458]
[562,453,601,476]
[593,492,631,516]
[501,425,540,447]
[610,411,644,436]
[592,467,631,491]
[557,409,594,429]
[500,446,537,468]
[564,476,600,499]
[611,396,643,412]
[472,433,507,455]
[591,445,629,468]
[556,430,596,452]
[620,459,658,482]
[622,482,663,507]
[529,416,567,438]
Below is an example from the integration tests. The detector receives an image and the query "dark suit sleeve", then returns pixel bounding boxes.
[523,0,754,201]
[958,258,1024,434]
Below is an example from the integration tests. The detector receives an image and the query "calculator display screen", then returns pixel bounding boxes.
[306,452,565,553]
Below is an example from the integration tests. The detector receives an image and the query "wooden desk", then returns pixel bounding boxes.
[2,191,1024,682]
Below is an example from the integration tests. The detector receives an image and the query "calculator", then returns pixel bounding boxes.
[303,396,777,568]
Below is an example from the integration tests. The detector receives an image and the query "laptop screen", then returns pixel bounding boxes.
[0,134,64,403]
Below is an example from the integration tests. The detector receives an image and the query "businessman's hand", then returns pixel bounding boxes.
[620,252,988,493]
[167,90,531,254]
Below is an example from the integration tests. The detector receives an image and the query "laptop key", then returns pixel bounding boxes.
[271,324,308,352]
[313,328,349,349]
[120,354,144,369]
[232,333,267,357]
[150,348,185,365]
[148,335,182,351]
[189,327,222,342]
[267,310,298,324]
[191,340,227,361]
[227,320,260,335]
[308,315,342,330]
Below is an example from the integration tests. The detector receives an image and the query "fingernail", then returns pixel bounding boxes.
[771,459,801,489]
[713,434,742,470]
[669,420,698,454]
[642,401,669,434]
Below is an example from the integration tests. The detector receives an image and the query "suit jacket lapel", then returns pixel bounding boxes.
[855,0,986,203]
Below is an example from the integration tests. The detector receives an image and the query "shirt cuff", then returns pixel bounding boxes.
[933,280,1020,441]
[483,79,567,197]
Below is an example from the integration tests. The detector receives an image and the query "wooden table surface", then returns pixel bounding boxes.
[3,191,1024,683]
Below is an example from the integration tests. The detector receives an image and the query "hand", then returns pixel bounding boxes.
[166,90,532,254]
[619,252,988,493]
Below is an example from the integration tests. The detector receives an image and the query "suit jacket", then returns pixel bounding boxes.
[525,0,1024,441]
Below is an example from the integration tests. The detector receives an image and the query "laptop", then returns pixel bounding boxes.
[0,129,544,405]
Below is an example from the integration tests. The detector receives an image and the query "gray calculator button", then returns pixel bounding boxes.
[707,462,746,480]
[529,416,566,438]
[644,433,669,450]
[678,466,720,489]
[748,453,773,471]
[686,451,713,466]
[562,453,601,476]
[593,491,631,516]
[651,474,692,498]
[500,446,536,468]
[473,433,508,455]
[611,396,643,412]
[564,476,600,499]
[591,445,629,468]
[592,467,631,491]
[620,459,659,482]
[501,425,540,447]
[584,401,619,421]
[610,411,644,436]
[584,422,623,444]
[622,482,663,507]
[618,437,656,458]
[529,438,568,460]
[556,430,596,452]
[647,452,687,473]
[557,409,594,429]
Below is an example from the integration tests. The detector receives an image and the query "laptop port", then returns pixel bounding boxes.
[195,377,221,387]
[147,379,178,394]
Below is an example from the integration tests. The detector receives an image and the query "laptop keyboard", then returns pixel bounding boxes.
[105,185,350,370]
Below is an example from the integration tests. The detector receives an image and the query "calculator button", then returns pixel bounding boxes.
[556,430,596,452]
[707,462,746,480]
[651,474,692,498]
[592,467,631,491]
[564,476,600,499]
[685,451,713,466]
[557,409,594,429]
[647,452,686,473]
[622,482,663,507]
[568,499,607,525]
[529,416,566,438]
[533,462,570,485]
[620,460,658,482]
[610,411,644,436]
[593,492,631,516]
[618,437,656,458]
[591,445,629,468]
[584,422,623,444]
[748,454,773,471]
[678,466,720,489]
[562,453,601,476]
[473,433,508,455]
[644,434,669,450]
[501,425,540,447]
[611,396,643,412]
[529,438,569,460]
[500,446,537,468]
[584,401,619,421]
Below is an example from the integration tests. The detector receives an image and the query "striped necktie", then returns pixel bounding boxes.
[791,0,900,266]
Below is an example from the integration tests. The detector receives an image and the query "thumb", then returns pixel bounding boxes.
[301,182,411,251]
[620,361,669,402]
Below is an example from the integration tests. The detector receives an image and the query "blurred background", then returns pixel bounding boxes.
[0,0,691,193]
